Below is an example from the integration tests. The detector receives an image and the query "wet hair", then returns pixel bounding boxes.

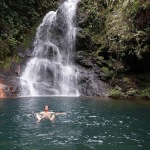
[44,105,49,109]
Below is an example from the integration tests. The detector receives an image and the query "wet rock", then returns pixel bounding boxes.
[26,48,33,57]
[75,55,93,68]
[76,31,92,52]
[73,51,110,96]
[0,72,21,97]
[18,52,26,58]
[0,85,6,98]
[77,67,109,96]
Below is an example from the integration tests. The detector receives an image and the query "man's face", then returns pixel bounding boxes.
[44,105,49,111]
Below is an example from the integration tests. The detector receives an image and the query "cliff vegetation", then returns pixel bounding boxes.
[77,0,150,99]
[0,0,57,63]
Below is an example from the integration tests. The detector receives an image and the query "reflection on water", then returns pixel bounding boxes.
[0,97,150,150]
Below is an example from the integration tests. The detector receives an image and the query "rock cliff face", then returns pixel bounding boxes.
[75,52,109,96]
[0,69,20,98]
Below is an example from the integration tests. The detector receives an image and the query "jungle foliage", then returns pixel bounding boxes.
[78,0,150,64]
[77,0,150,98]
[0,0,57,61]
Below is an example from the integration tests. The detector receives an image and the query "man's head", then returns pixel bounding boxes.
[44,105,49,112]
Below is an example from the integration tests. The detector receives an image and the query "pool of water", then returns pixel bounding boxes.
[0,97,150,150]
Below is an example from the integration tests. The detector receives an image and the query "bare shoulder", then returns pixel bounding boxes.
[39,111,45,115]
[49,111,55,115]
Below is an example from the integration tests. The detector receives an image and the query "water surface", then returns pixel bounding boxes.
[0,97,150,150]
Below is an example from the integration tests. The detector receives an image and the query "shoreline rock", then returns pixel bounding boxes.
[0,85,6,98]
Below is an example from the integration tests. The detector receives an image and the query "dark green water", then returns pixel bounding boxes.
[0,97,150,150]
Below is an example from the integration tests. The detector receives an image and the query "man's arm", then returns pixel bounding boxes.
[35,112,44,120]
[45,112,55,121]
[35,113,42,121]
[55,112,66,115]
[39,111,45,115]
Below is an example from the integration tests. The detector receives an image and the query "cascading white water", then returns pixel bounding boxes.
[20,0,79,96]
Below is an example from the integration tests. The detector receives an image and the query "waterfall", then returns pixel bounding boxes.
[20,0,79,96]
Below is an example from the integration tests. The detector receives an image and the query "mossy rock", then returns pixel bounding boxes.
[140,88,150,99]
[109,86,123,98]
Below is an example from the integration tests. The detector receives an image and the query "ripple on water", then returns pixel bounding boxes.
[87,139,103,145]
[0,97,150,150]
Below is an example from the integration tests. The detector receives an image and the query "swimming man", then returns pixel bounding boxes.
[35,105,66,122]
